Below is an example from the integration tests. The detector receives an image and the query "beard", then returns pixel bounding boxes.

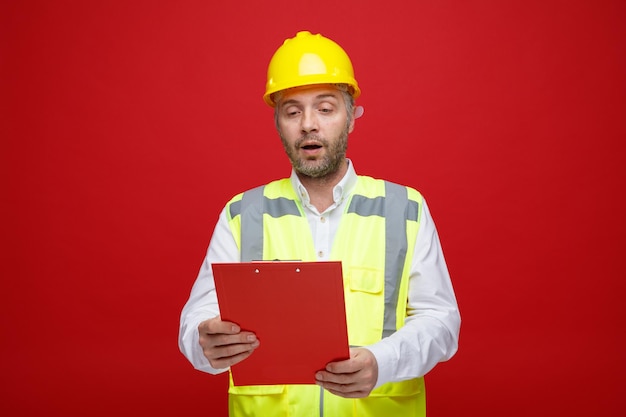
[280,128,349,178]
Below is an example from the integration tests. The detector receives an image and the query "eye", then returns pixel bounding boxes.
[318,106,333,114]
[284,106,301,117]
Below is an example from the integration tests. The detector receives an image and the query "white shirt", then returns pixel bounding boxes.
[178,161,460,387]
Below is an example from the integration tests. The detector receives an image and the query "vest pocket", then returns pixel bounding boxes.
[345,267,384,345]
[351,379,425,417]
[348,267,383,293]
[369,378,423,397]
[229,385,288,417]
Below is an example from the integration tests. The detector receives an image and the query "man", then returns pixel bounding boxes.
[179,31,460,416]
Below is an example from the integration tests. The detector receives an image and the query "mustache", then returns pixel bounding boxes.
[295,134,326,147]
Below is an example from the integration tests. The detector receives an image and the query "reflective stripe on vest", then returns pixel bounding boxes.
[347,182,419,338]
[235,180,419,339]
[224,176,426,417]
[230,185,302,262]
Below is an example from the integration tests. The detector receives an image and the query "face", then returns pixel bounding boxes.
[275,85,355,179]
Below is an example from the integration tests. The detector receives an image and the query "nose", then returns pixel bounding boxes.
[301,109,318,133]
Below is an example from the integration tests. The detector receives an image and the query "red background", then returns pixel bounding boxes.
[2,1,625,416]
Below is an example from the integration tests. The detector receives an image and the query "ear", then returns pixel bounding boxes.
[348,106,364,133]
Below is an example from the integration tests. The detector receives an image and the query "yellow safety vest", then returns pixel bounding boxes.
[225,176,425,417]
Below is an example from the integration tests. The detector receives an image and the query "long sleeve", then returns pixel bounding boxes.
[365,199,461,387]
[179,171,461,384]
[178,208,239,374]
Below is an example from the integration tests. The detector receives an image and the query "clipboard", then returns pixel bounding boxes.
[212,261,350,386]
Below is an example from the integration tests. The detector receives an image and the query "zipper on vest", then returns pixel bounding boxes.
[319,385,324,417]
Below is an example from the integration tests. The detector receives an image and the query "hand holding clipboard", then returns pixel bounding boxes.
[212,261,350,386]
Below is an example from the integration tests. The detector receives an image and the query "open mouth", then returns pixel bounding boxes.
[302,144,322,150]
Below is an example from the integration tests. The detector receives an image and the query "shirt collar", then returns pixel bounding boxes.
[290,159,358,207]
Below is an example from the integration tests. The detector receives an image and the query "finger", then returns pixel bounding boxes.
[209,331,258,347]
[209,342,259,369]
[324,359,357,375]
[316,377,370,399]
[213,338,259,358]
[324,386,369,399]
[315,370,355,385]
[199,316,241,335]
[205,336,260,362]
[326,348,376,375]
[324,348,362,374]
